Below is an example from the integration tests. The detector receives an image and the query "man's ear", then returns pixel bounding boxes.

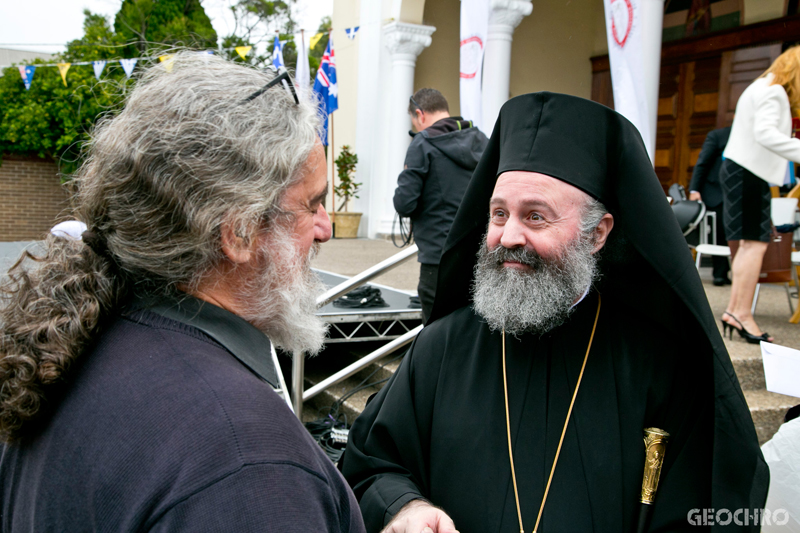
[591,213,615,254]
[220,220,255,264]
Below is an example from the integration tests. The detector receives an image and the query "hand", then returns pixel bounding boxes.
[381,500,459,533]
[689,191,701,202]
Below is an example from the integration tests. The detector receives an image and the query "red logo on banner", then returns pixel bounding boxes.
[460,36,483,79]
[610,0,633,47]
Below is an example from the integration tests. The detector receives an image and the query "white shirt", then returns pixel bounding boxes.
[723,74,800,185]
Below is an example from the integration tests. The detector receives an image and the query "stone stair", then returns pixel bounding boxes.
[730,345,799,445]
[301,342,404,424]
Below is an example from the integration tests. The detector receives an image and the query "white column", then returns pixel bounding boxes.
[641,0,664,161]
[481,0,532,135]
[373,21,435,237]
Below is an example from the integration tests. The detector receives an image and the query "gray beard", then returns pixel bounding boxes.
[237,227,329,355]
[471,233,599,336]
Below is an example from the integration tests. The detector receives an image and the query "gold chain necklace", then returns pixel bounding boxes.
[502,295,601,533]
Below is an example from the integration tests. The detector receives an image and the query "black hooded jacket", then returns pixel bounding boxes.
[393,117,488,264]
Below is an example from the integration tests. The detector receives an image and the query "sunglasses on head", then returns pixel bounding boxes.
[241,68,299,106]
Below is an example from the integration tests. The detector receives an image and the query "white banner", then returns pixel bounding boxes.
[460,0,489,130]
[296,32,310,101]
[603,0,654,162]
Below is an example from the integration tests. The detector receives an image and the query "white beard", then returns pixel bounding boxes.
[236,225,329,355]
[471,232,598,336]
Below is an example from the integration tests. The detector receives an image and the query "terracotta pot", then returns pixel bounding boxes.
[333,211,362,238]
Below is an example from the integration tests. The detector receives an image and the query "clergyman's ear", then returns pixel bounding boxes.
[220,220,255,264]
[591,213,615,254]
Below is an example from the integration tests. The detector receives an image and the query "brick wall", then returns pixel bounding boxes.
[0,155,72,241]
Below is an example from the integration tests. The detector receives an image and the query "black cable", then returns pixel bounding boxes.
[303,351,407,463]
[392,212,414,248]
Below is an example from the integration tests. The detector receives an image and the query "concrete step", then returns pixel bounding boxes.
[745,389,800,445]
[301,343,405,424]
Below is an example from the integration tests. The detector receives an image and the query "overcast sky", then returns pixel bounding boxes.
[0,0,333,55]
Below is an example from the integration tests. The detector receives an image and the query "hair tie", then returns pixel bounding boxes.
[81,230,111,260]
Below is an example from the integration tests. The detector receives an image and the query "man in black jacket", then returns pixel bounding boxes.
[689,126,732,285]
[394,88,488,320]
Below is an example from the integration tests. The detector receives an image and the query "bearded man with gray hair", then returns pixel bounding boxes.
[0,54,365,532]
[343,93,767,533]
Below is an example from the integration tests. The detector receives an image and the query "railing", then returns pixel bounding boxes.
[302,325,423,402]
[315,245,419,307]
[291,244,420,416]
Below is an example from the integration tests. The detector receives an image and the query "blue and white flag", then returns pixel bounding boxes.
[17,65,35,90]
[120,58,137,79]
[312,38,338,145]
[345,26,360,40]
[272,35,285,69]
[92,60,107,80]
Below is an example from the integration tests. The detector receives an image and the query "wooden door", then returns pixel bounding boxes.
[717,44,782,127]
[654,56,722,190]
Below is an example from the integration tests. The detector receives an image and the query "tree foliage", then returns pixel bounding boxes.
[114,0,217,55]
[0,2,217,178]
[308,16,331,79]
[0,0,329,179]
[219,1,330,88]
[220,0,296,69]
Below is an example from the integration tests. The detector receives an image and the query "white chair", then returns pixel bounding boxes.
[695,244,731,270]
[696,243,793,315]
[771,197,799,226]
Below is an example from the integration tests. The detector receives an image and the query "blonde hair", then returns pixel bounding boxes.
[762,46,800,114]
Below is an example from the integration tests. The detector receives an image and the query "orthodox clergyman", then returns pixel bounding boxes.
[343,93,768,533]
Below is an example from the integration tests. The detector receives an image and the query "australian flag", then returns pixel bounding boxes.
[312,38,338,145]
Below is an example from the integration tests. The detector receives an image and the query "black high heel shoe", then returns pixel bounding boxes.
[722,312,772,345]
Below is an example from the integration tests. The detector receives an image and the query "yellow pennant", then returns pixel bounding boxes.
[57,63,71,86]
[309,32,324,50]
[235,46,252,60]
[159,54,175,72]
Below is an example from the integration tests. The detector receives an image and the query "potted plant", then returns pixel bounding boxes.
[333,145,362,238]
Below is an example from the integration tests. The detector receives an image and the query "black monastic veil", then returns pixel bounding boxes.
[342,92,768,533]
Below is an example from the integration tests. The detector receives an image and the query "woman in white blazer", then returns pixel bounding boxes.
[720,46,800,344]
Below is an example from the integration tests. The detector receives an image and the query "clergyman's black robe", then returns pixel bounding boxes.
[343,291,713,533]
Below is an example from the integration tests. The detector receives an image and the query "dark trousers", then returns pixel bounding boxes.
[708,202,730,280]
[418,263,438,322]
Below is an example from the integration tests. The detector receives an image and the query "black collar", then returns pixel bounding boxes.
[134,293,279,388]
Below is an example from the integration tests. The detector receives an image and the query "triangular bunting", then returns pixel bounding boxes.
[17,65,35,90]
[119,58,137,79]
[57,63,71,86]
[92,60,107,80]
[158,54,175,72]
[235,46,252,60]
[309,32,324,50]
[345,26,360,40]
